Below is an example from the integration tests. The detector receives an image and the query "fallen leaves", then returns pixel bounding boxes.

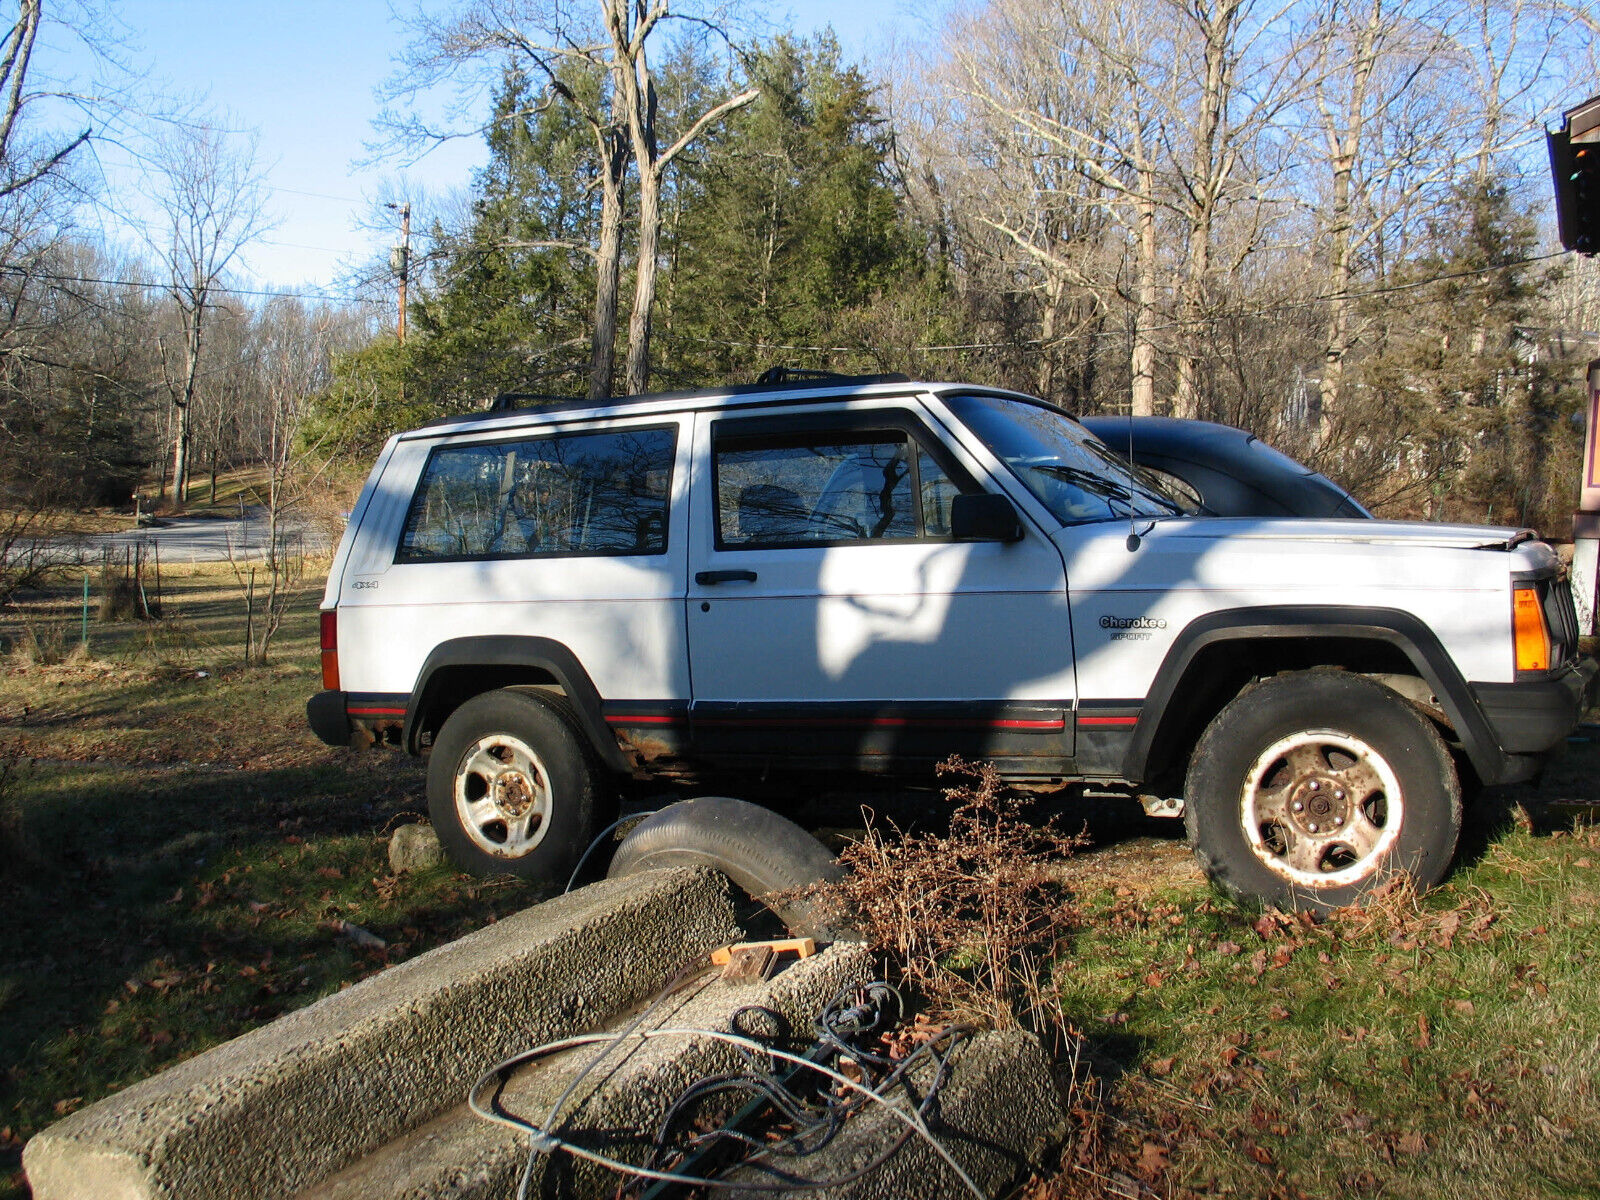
[1395,1130,1427,1156]
[1136,1139,1170,1179]
[1241,1138,1275,1166]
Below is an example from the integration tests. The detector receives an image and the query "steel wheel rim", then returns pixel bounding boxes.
[1239,728,1404,889]
[453,732,553,858]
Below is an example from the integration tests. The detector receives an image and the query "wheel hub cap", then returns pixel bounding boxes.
[495,772,537,818]
[1240,729,1404,889]
[454,733,553,858]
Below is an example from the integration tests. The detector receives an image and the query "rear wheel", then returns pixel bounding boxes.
[1184,671,1461,911]
[426,687,601,884]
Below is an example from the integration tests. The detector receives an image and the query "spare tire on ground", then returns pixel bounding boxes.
[607,797,853,941]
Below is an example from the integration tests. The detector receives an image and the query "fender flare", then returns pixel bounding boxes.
[1125,605,1505,784]
[404,635,631,774]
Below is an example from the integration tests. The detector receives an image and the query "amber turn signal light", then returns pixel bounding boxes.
[1512,585,1549,673]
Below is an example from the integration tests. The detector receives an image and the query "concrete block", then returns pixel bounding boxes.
[299,941,876,1200]
[723,1027,1068,1199]
[25,868,741,1200]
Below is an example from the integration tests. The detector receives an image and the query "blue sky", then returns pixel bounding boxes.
[42,1,928,295]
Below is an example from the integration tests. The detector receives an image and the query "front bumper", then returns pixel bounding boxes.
[1471,657,1598,757]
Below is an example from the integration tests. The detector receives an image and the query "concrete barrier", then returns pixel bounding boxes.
[722,1028,1069,1199]
[27,865,1069,1200]
[303,942,877,1200]
[24,868,741,1200]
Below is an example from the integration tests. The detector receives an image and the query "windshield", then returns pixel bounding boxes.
[944,394,1182,525]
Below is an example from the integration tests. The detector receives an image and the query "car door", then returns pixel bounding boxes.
[684,400,1077,775]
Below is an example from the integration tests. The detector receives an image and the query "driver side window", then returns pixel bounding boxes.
[713,427,961,549]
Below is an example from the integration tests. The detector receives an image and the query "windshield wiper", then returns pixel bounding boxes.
[1031,463,1179,515]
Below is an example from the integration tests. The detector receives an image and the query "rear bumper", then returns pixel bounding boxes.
[306,690,351,748]
[1471,657,1598,757]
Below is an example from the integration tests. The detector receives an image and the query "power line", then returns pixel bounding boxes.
[659,249,1575,354]
[0,265,367,305]
[0,244,1574,337]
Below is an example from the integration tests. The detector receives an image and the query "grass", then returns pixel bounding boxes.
[0,561,548,1198]
[2,559,1598,1199]
[1031,750,1600,1200]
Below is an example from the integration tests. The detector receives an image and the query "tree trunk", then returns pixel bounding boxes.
[170,404,189,505]
[1315,0,1381,444]
[588,128,627,401]
[1171,0,1238,422]
[171,300,204,504]
[1131,184,1158,418]
[1037,271,1063,402]
[625,160,662,396]
[1317,153,1357,442]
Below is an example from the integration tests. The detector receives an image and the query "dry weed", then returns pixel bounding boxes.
[10,620,69,667]
[813,756,1085,1036]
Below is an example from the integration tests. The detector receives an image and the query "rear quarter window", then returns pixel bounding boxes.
[397,426,676,561]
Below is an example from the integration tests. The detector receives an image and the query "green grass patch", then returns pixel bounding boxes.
[1041,772,1600,1199]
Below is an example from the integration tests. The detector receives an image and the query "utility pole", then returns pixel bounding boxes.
[386,201,411,344]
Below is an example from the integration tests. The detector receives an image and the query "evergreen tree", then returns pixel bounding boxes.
[1346,180,1582,529]
[660,35,929,383]
[410,62,605,404]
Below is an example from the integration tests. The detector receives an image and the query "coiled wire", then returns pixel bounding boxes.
[466,977,984,1198]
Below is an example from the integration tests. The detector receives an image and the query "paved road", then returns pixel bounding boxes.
[69,508,330,565]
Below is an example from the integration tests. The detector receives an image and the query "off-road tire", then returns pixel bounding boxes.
[1184,670,1461,912]
[426,687,601,884]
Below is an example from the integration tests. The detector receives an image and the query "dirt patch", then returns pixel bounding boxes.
[1044,835,1200,897]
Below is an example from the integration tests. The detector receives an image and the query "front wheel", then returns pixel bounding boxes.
[426,688,601,884]
[1184,671,1461,911]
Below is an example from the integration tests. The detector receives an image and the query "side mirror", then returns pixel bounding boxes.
[951,492,1024,543]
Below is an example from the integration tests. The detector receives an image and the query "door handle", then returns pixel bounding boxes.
[695,569,758,584]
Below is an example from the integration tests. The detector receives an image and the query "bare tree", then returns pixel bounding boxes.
[1160,0,1305,418]
[0,1,88,201]
[602,0,756,394]
[384,0,754,397]
[235,298,352,663]
[147,120,270,504]
[1296,0,1474,440]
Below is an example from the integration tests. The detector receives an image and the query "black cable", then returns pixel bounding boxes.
[562,807,662,894]
[473,1025,984,1195]
[634,981,972,1196]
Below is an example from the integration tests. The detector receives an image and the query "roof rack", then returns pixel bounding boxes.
[416,370,915,430]
[488,391,582,411]
[754,366,850,385]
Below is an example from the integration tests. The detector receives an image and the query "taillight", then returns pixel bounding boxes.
[320,610,340,691]
[1512,584,1550,673]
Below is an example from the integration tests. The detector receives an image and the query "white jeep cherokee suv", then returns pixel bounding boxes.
[308,374,1596,910]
